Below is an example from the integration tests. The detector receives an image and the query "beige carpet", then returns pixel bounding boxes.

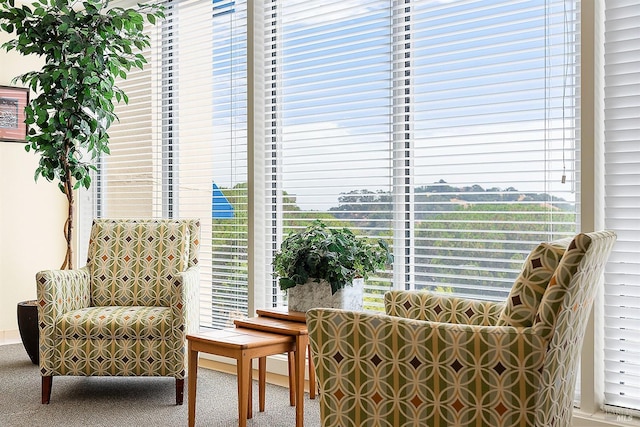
[0,343,321,426]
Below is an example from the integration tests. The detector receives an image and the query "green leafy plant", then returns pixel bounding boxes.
[0,0,164,269]
[273,220,393,294]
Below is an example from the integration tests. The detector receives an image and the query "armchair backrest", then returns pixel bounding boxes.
[87,219,200,307]
[533,230,616,425]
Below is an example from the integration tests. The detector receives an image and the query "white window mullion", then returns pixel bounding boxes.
[247,0,267,314]
[162,0,177,219]
[392,0,415,293]
[266,0,286,307]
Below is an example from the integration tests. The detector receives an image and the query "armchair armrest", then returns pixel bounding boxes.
[36,266,91,323]
[171,265,200,336]
[385,289,505,325]
[36,266,91,373]
[307,308,545,427]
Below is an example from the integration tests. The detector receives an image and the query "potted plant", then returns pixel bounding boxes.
[272,220,393,312]
[0,0,163,364]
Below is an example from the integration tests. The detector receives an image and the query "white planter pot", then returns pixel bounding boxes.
[286,278,364,313]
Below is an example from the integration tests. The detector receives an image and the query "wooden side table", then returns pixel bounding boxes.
[255,308,316,399]
[187,328,296,427]
[233,315,309,427]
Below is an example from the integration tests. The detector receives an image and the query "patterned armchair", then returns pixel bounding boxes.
[307,231,616,427]
[37,219,200,405]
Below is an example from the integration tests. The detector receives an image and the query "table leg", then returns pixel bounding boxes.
[188,343,198,427]
[237,353,250,427]
[295,336,307,427]
[258,356,267,412]
[287,351,296,406]
[248,360,253,420]
[307,344,316,399]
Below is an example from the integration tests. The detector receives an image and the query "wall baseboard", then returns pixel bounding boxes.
[0,329,20,345]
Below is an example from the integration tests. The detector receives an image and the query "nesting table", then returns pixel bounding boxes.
[187,308,315,427]
[234,312,310,427]
[187,327,296,427]
[255,308,316,399]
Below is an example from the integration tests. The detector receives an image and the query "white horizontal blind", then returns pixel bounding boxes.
[209,0,249,328]
[407,1,579,299]
[96,22,160,219]
[78,5,164,264]
[603,0,640,415]
[91,0,249,329]
[265,0,580,310]
[265,0,396,309]
[79,3,166,252]
[91,0,581,326]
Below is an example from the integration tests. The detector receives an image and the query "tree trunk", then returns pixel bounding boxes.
[60,169,74,270]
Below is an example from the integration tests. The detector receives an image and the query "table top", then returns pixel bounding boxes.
[234,316,308,336]
[256,307,307,323]
[187,327,295,349]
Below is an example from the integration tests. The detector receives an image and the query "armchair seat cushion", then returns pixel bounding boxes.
[57,306,172,340]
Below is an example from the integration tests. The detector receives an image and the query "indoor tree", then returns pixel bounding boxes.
[0,0,164,269]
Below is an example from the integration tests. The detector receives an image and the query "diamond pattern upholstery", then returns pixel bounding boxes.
[307,231,616,427]
[37,219,200,404]
[497,238,569,327]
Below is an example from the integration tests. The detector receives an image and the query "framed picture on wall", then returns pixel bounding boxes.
[0,85,29,143]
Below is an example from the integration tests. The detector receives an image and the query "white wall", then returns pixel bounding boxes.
[0,30,67,338]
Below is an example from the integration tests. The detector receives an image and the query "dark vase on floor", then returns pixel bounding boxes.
[17,300,39,365]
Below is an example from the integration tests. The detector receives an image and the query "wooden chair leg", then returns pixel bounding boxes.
[42,375,52,404]
[176,378,184,405]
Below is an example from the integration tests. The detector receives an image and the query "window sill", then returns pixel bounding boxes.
[573,410,638,427]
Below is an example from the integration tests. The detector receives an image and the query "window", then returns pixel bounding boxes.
[84,0,640,418]
[95,0,580,329]
[265,0,579,310]
[86,0,250,329]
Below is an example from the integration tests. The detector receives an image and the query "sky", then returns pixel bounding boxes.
[209,0,577,211]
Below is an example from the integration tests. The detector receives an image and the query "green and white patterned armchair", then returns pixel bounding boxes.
[307,230,616,427]
[37,219,200,405]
